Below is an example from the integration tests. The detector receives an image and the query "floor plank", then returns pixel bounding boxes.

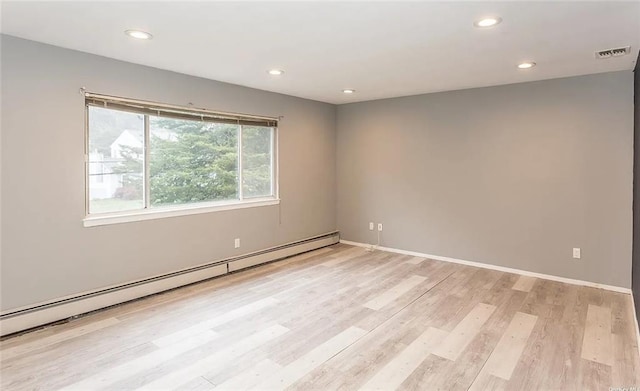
[212,359,282,390]
[358,327,447,390]
[256,326,367,390]
[0,317,120,361]
[481,311,537,380]
[581,304,613,366]
[512,275,537,292]
[363,275,427,310]
[136,324,290,390]
[431,302,496,361]
[60,330,219,390]
[152,297,278,347]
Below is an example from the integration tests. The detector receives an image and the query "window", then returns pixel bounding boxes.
[85,93,278,226]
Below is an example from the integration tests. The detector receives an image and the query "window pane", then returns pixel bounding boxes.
[149,117,239,206]
[242,126,273,198]
[88,106,144,214]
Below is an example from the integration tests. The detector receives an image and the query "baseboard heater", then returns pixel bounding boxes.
[0,231,340,337]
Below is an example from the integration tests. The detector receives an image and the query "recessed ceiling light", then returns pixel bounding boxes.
[342,89,355,94]
[517,62,536,69]
[474,17,502,28]
[124,30,153,40]
[268,69,284,75]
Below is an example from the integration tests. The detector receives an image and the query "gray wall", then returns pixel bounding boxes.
[2,35,636,313]
[337,72,634,288]
[0,35,337,311]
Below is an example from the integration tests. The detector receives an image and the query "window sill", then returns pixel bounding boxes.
[83,198,280,227]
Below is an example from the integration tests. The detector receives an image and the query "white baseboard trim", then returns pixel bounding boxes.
[340,239,632,295]
[0,232,339,337]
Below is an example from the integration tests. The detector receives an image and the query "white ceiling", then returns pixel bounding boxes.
[1,1,639,104]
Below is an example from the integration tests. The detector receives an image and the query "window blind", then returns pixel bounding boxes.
[84,92,278,127]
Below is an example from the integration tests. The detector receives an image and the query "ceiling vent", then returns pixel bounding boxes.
[595,46,631,59]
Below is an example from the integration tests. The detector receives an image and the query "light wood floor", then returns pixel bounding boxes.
[1,244,639,390]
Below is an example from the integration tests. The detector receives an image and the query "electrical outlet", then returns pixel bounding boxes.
[572,248,581,259]
[369,222,374,231]
[377,223,383,232]
[234,238,240,249]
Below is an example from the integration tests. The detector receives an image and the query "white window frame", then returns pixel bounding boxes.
[83,93,279,228]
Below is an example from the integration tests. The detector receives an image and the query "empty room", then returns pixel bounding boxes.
[1,1,640,390]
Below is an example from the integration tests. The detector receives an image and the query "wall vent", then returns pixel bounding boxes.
[595,46,631,59]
